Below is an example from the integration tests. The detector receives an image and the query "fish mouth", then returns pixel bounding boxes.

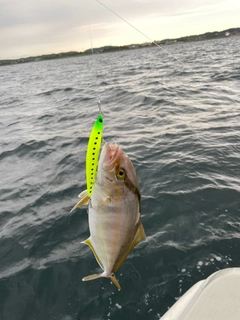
[102,143,120,171]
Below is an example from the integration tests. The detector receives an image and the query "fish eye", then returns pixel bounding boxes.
[116,168,126,179]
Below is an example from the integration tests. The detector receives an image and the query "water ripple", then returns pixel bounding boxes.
[0,36,240,319]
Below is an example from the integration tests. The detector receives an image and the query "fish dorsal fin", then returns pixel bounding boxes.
[113,219,146,272]
[83,238,104,270]
[70,190,89,213]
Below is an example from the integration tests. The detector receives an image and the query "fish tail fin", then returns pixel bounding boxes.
[82,272,121,291]
[82,273,103,282]
[110,273,121,291]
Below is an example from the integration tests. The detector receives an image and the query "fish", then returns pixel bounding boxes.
[71,142,146,290]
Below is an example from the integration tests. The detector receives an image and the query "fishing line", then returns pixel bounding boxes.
[95,0,238,105]
[88,15,102,107]
[88,20,94,56]
[85,16,105,197]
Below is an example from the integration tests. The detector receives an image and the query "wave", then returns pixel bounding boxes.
[1,36,240,319]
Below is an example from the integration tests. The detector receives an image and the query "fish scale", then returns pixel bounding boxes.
[72,142,146,290]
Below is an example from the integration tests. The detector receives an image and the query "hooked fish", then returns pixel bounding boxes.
[71,142,146,290]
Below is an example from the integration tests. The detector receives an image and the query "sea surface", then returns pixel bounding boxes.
[1,36,240,320]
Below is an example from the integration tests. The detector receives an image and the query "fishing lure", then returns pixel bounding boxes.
[86,113,104,196]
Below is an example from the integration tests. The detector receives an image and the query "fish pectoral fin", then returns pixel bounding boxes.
[82,238,104,270]
[92,189,111,207]
[113,219,146,273]
[99,197,111,206]
[90,191,111,209]
[70,192,89,213]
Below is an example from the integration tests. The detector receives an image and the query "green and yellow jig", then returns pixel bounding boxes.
[86,113,104,196]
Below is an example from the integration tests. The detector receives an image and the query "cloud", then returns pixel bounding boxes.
[0,0,239,59]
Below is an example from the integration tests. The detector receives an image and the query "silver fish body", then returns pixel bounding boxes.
[72,142,145,290]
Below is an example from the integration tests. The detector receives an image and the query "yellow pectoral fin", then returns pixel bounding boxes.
[99,197,111,206]
[70,190,89,213]
[113,219,146,272]
[83,238,104,270]
[91,188,111,209]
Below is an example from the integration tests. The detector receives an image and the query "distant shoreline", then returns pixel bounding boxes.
[1,27,239,67]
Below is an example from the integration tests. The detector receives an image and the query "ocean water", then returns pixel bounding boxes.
[1,36,240,320]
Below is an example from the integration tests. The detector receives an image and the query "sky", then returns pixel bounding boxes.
[0,0,240,60]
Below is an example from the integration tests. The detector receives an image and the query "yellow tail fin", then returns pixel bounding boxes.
[82,272,121,291]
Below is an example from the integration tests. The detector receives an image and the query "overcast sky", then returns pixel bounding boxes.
[1,0,239,59]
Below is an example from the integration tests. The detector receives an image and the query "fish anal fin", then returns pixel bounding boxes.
[70,191,89,213]
[113,219,146,272]
[83,238,104,270]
